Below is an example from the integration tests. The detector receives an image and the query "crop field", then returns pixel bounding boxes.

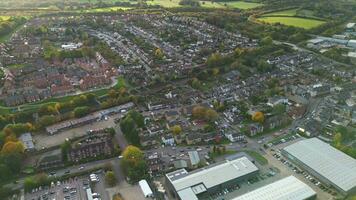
[258,16,325,29]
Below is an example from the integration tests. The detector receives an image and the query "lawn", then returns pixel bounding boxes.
[147,0,262,9]
[245,150,268,165]
[258,16,325,29]
[80,6,133,13]
[200,1,226,8]
[146,0,182,7]
[0,16,11,21]
[224,1,263,9]
[262,8,297,17]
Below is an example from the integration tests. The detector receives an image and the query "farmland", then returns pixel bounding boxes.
[258,16,325,29]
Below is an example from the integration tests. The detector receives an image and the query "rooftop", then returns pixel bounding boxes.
[166,156,258,200]
[232,176,316,200]
[283,138,356,193]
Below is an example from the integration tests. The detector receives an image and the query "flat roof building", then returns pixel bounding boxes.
[139,180,153,198]
[166,156,259,200]
[232,176,316,200]
[282,138,356,195]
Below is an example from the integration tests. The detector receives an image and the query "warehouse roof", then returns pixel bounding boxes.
[283,138,356,193]
[232,176,316,200]
[166,156,258,200]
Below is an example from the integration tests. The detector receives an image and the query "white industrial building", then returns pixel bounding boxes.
[165,156,259,200]
[139,180,154,198]
[282,138,356,195]
[232,176,316,200]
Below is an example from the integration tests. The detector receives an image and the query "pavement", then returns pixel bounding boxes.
[33,114,123,150]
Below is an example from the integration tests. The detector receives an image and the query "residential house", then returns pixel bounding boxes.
[225,132,245,142]
[67,133,114,162]
[186,133,202,145]
[162,135,175,146]
[140,134,157,147]
[146,153,164,175]
[267,96,288,107]
[37,150,63,170]
[249,123,264,137]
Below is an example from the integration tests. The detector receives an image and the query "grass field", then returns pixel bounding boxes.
[224,1,262,9]
[147,0,262,9]
[146,0,182,7]
[0,16,11,21]
[262,8,297,17]
[258,16,325,29]
[80,6,133,12]
[200,1,226,8]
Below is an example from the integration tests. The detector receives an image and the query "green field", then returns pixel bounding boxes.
[146,0,182,7]
[0,16,11,21]
[224,1,262,9]
[258,16,325,29]
[147,0,262,9]
[262,8,297,17]
[200,1,226,8]
[80,6,133,12]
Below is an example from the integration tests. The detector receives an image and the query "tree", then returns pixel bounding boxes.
[128,110,144,128]
[0,164,12,182]
[192,106,206,119]
[171,125,182,135]
[154,48,164,60]
[105,171,117,187]
[121,146,148,183]
[205,109,218,122]
[252,112,265,123]
[260,36,273,46]
[191,78,202,89]
[61,140,71,162]
[37,115,57,128]
[272,104,286,115]
[73,106,90,118]
[1,141,24,155]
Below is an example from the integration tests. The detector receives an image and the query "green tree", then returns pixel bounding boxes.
[61,140,71,162]
[171,125,182,135]
[73,106,90,118]
[105,171,117,187]
[121,146,148,183]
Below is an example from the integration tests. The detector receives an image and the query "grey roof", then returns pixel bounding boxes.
[166,156,258,200]
[283,138,356,193]
[232,176,316,200]
[177,188,198,200]
[19,132,34,150]
[188,151,200,166]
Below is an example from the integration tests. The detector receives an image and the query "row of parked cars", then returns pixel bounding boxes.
[272,152,338,196]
